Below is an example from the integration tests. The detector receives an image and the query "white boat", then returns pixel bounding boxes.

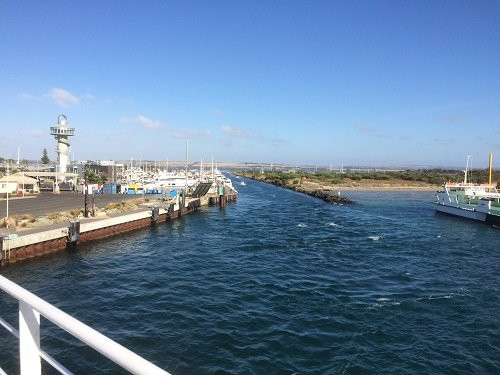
[239,181,246,186]
[118,166,237,195]
[153,171,198,189]
[434,154,500,226]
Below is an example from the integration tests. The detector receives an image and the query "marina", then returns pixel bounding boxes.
[0,115,239,267]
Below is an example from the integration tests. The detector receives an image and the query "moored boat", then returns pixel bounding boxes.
[434,154,500,225]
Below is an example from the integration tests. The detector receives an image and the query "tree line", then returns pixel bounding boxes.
[244,169,500,186]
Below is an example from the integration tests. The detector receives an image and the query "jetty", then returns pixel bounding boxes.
[0,191,236,266]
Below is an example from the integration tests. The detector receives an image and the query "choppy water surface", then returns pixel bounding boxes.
[1,179,499,374]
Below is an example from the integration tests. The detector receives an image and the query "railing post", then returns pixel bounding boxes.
[19,301,41,375]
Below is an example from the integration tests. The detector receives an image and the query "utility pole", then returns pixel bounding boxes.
[84,165,89,218]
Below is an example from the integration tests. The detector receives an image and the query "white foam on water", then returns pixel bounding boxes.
[437,235,441,238]
[368,236,381,241]
[425,288,469,302]
[297,223,308,228]
[369,299,401,309]
[428,294,453,300]
[326,222,340,227]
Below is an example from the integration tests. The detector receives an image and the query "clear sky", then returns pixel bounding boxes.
[1,0,499,168]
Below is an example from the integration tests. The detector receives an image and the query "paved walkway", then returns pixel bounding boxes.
[0,207,159,236]
[0,192,144,218]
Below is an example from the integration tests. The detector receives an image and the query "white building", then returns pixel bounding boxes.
[0,174,39,194]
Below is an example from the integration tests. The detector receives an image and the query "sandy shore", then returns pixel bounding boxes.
[326,185,439,191]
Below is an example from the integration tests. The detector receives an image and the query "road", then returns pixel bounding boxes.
[0,192,141,218]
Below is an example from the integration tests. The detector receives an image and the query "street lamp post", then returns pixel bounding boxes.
[5,162,9,228]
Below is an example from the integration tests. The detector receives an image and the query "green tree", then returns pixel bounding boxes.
[41,148,50,164]
[98,172,109,184]
[84,169,108,184]
[84,169,99,183]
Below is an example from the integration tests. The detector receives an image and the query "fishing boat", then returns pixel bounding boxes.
[434,154,500,225]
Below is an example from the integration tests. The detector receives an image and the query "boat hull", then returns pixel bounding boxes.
[434,203,487,222]
[485,213,500,226]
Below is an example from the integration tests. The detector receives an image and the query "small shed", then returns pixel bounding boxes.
[0,173,40,194]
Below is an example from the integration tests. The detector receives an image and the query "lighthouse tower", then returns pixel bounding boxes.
[50,114,75,182]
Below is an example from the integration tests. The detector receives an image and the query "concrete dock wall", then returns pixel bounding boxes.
[1,193,237,266]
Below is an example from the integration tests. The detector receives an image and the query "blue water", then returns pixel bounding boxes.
[1,179,499,374]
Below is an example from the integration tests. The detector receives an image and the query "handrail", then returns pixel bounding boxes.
[0,316,73,374]
[0,274,170,375]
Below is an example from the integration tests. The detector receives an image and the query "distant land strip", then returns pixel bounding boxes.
[234,170,452,195]
[234,168,500,192]
[235,171,353,204]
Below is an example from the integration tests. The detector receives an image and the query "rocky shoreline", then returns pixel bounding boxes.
[294,187,353,204]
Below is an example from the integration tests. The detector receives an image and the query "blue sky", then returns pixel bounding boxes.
[1,0,499,167]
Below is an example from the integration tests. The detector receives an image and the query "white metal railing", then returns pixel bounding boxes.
[0,274,171,375]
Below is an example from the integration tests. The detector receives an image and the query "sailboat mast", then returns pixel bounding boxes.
[464,154,471,184]
[488,153,493,185]
[185,139,189,189]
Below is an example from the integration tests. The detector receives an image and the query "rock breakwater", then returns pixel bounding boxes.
[293,187,353,204]
[239,175,353,204]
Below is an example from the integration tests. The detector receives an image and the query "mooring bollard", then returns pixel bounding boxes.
[151,206,160,225]
[68,221,80,246]
[218,186,226,208]
[180,191,186,216]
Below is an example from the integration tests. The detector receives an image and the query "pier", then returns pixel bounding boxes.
[0,192,237,266]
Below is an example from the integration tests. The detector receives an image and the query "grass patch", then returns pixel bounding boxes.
[46,212,60,220]
[103,199,144,213]
[69,209,82,217]
[21,214,34,221]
